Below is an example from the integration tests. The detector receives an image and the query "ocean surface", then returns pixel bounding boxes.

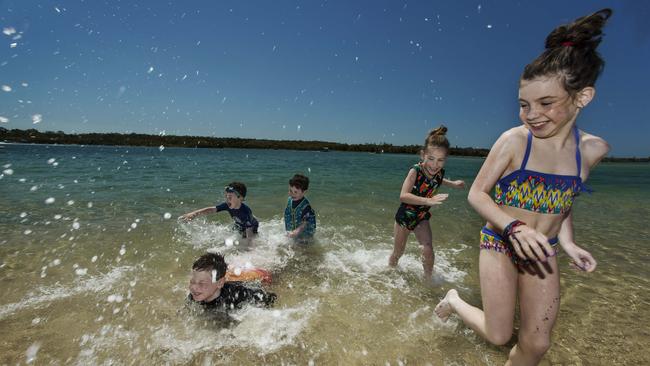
[1,143,648,365]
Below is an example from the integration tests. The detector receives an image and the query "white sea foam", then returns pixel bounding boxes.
[0,266,133,320]
[321,245,466,285]
[74,325,138,366]
[179,218,293,272]
[150,299,318,363]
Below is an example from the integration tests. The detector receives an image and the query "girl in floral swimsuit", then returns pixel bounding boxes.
[388,125,465,281]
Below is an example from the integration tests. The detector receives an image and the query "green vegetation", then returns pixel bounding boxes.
[0,127,490,156]
[1,127,647,161]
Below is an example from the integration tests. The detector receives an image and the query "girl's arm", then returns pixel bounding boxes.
[467,130,521,230]
[399,169,448,206]
[468,129,554,261]
[442,178,465,189]
[558,211,597,272]
[555,132,607,271]
[179,207,216,221]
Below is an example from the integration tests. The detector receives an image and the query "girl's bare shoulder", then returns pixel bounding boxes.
[492,126,528,157]
[579,130,610,165]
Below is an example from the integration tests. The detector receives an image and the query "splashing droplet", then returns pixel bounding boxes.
[3,27,16,36]
[25,342,41,364]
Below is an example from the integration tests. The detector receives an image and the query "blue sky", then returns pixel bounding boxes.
[1,0,648,156]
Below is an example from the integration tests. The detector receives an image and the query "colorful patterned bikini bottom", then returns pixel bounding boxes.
[479,226,558,265]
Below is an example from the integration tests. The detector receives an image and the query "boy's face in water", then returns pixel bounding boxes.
[224,191,243,209]
[288,185,306,201]
[189,270,225,302]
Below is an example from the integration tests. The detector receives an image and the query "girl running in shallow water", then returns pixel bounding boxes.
[435,9,612,365]
[389,125,465,281]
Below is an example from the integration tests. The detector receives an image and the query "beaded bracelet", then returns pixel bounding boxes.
[502,219,526,240]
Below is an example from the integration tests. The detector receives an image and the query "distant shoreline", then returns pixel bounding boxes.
[1,127,647,163]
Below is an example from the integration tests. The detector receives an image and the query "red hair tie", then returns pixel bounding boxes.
[561,41,575,47]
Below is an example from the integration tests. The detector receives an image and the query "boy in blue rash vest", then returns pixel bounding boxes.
[180,182,259,244]
[284,174,316,243]
[187,252,276,314]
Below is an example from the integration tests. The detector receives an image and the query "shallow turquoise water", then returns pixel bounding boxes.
[0,143,648,364]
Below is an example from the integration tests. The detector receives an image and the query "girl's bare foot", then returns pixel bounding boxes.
[388,254,398,267]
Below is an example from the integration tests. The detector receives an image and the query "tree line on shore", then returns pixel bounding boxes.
[0,127,490,156]
[1,127,647,162]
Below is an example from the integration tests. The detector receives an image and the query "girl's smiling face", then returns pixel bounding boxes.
[518,76,580,138]
[420,146,447,176]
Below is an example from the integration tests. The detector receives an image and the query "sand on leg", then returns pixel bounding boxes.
[505,258,561,366]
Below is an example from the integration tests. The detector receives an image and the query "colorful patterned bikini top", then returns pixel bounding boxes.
[407,163,444,210]
[493,125,591,215]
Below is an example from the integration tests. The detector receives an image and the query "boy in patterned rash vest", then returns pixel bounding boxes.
[284,174,316,243]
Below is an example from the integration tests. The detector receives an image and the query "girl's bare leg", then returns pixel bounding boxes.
[389,222,410,267]
[413,220,434,279]
[435,250,519,345]
[506,259,560,366]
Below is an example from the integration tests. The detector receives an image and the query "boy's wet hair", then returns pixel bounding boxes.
[192,252,227,280]
[225,181,247,198]
[424,125,450,151]
[289,174,309,191]
[522,9,612,95]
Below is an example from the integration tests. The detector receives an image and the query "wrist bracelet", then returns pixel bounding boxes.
[502,219,526,239]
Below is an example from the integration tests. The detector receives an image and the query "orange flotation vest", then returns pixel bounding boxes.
[225,267,272,285]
